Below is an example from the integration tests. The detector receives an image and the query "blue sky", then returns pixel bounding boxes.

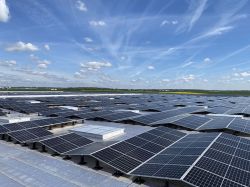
[0,0,250,89]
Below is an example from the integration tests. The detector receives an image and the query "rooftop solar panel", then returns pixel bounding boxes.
[130,107,205,126]
[91,127,186,173]
[198,117,233,130]
[1,94,250,186]
[171,115,212,130]
[129,132,250,186]
[0,117,75,134]
[40,133,93,154]
[97,111,140,122]
[7,127,52,143]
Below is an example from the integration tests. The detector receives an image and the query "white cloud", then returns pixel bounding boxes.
[0,0,10,22]
[80,61,112,71]
[80,69,86,73]
[0,60,16,67]
[44,44,50,50]
[239,72,250,77]
[84,37,93,43]
[6,41,39,52]
[161,20,178,26]
[203,57,211,63]
[147,65,155,70]
[161,79,170,83]
[172,20,178,25]
[75,72,81,76]
[181,74,196,82]
[89,20,106,26]
[37,60,50,69]
[161,20,169,26]
[76,0,87,12]
[38,63,48,69]
[74,72,86,79]
[30,54,50,69]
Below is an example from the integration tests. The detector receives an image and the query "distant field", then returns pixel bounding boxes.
[1,87,250,96]
[159,91,205,95]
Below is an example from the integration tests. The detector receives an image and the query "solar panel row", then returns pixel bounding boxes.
[0,117,75,134]
[7,127,52,143]
[92,127,186,173]
[128,132,250,187]
[40,133,93,154]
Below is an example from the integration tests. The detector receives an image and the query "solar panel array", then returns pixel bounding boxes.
[130,133,250,187]
[197,117,250,135]
[129,107,203,126]
[206,106,232,114]
[171,115,212,130]
[92,127,185,173]
[227,118,250,135]
[40,133,93,154]
[0,117,75,135]
[75,110,113,120]
[198,117,233,130]
[7,127,52,143]
[131,133,218,179]
[184,133,250,187]
[97,111,140,122]
[1,94,250,186]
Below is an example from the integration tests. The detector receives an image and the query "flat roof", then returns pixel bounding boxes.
[0,141,141,187]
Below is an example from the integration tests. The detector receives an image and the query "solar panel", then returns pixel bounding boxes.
[184,167,224,187]
[0,117,75,135]
[172,115,211,130]
[97,111,140,122]
[27,128,52,137]
[8,127,52,143]
[227,118,250,135]
[52,142,78,153]
[2,94,250,186]
[0,125,9,134]
[130,107,202,125]
[111,142,137,154]
[109,155,141,173]
[131,133,218,178]
[198,117,233,130]
[91,127,186,173]
[154,165,189,179]
[207,106,232,114]
[93,148,123,163]
[40,133,93,154]
[182,133,250,187]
